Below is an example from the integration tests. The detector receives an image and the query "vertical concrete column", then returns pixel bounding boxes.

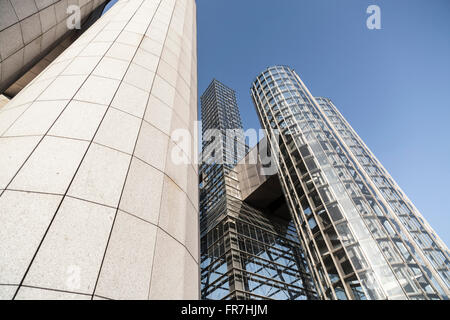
[0,0,198,300]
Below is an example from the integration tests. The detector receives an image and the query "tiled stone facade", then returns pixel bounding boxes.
[0,0,109,93]
[0,0,199,300]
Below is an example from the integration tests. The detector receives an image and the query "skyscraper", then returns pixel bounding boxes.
[200,79,317,300]
[0,0,198,300]
[201,79,247,166]
[251,65,450,300]
[199,79,247,221]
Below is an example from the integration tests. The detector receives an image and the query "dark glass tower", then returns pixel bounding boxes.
[201,79,247,167]
[199,80,247,220]
[199,79,317,300]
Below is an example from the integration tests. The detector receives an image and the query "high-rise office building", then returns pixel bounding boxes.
[199,79,247,219]
[0,0,198,300]
[201,79,247,166]
[200,79,317,300]
[251,65,450,300]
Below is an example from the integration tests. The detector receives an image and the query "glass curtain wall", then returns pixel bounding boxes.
[250,65,449,300]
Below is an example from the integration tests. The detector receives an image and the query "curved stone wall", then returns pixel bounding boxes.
[0,0,198,300]
[0,0,109,94]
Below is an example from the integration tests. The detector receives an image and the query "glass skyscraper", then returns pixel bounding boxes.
[200,79,247,167]
[199,79,246,219]
[250,65,449,300]
[200,79,317,300]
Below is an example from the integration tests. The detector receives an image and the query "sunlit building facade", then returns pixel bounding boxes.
[251,65,450,300]
[199,79,247,219]
[0,0,199,300]
[200,80,317,300]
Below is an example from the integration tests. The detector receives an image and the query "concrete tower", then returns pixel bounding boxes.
[0,0,199,300]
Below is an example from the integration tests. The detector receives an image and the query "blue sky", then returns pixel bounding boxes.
[197,0,450,245]
[106,0,450,245]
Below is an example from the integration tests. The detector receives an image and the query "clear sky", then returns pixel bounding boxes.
[106,0,450,245]
[197,0,450,246]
